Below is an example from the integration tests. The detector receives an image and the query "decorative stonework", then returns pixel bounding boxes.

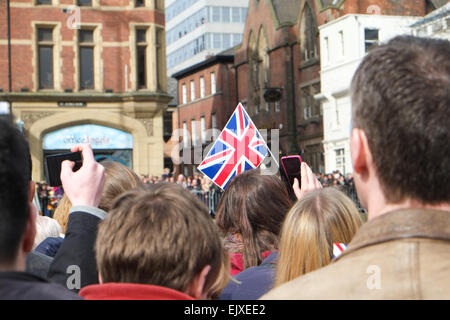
[137,118,153,136]
[22,111,57,129]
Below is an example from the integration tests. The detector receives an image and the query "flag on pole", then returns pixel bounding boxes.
[333,243,347,259]
[197,103,271,190]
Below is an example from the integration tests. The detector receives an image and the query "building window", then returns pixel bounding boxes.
[77,0,92,6]
[335,148,345,174]
[323,36,329,65]
[183,121,189,148]
[232,7,240,22]
[210,72,216,94]
[37,28,54,89]
[190,80,195,101]
[135,0,144,7]
[301,4,319,61]
[265,102,270,112]
[155,28,163,90]
[136,28,148,89]
[200,76,205,98]
[364,28,379,52]
[79,29,94,90]
[338,30,344,58]
[212,7,221,22]
[200,116,206,144]
[182,84,187,104]
[275,101,280,112]
[211,114,217,128]
[222,7,230,23]
[36,0,51,4]
[191,119,197,147]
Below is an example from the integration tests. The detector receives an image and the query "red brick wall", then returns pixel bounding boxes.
[0,2,164,92]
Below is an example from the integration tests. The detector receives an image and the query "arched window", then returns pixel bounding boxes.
[300,4,319,62]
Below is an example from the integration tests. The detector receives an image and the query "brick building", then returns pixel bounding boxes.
[0,0,171,181]
[233,0,435,174]
[171,49,235,176]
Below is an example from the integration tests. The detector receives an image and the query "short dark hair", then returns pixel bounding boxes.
[96,183,224,294]
[0,118,32,263]
[351,36,450,204]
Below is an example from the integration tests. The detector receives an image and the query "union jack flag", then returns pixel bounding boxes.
[333,243,348,259]
[197,103,269,190]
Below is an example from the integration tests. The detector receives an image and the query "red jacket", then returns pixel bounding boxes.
[229,251,272,275]
[79,283,195,300]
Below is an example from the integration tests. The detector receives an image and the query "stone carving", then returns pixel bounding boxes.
[138,118,153,136]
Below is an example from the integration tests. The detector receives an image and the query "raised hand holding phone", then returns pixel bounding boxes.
[293,162,322,200]
[60,144,105,207]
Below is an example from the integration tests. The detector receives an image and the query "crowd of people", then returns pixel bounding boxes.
[0,36,449,301]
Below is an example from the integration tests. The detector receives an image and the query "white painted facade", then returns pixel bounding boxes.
[165,0,249,76]
[316,14,421,175]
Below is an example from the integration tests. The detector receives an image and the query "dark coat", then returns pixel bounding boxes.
[0,271,81,300]
[35,236,64,258]
[47,210,102,292]
[220,252,278,300]
[25,250,53,279]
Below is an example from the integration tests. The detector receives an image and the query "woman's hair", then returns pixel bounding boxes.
[274,188,363,287]
[53,161,142,233]
[33,215,62,249]
[215,170,292,269]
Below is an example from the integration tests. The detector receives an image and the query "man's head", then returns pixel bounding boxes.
[350,36,450,214]
[95,183,225,299]
[0,118,35,269]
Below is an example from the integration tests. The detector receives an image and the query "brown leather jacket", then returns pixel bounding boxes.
[261,208,450,299]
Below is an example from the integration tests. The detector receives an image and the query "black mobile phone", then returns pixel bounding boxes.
[280,155,302,201]
[45,152,82,187]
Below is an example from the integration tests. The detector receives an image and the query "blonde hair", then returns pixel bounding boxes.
[53,161,142,234]
[275,188,363,287]
[33,215,62,249]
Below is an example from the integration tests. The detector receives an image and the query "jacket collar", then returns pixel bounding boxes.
[79,282,196,300]
[337,208,450,261]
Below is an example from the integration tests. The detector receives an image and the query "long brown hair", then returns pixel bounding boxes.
[275,188,363,287]
[215,170,292,269]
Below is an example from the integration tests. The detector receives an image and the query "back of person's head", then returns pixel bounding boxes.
[53,161,142,233]
[95,183,226,298]
[0,119,32,265]
[351,35,450,204]
[275,188,362,287]
[215,170,292,269]
[97,161,142,212]
[33,215,62,249]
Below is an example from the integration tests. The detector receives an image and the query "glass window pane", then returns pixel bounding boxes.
[222,7,230,23]
[38,29,53,42]
[39,46,53,89]
[137,29,147,43]
[137,46,147,88]
[241,8,248,23]
[213,33,221,49]
[135,0,144,7]
[78,0,92,6]
[223,33,230,49]
[232,7,240,22]
[37,0,51,5]
[364,29,379,40]
[212,7,220,22]
[80,47,94,89]
[79,30,93,43]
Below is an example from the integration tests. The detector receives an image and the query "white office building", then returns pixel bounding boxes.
[165,0,249,76]
[411,3,449,40]
[316,14,420,175]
